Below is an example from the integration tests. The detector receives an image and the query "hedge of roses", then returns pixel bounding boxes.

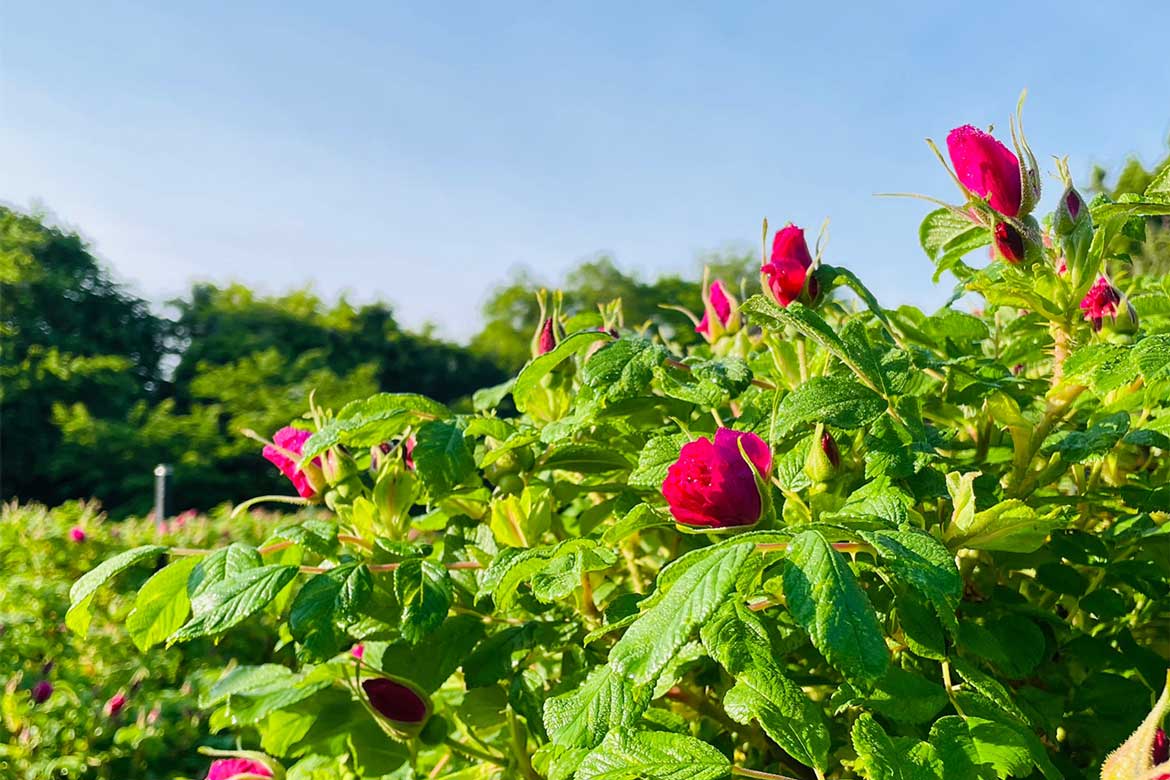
[68,103,1170,780]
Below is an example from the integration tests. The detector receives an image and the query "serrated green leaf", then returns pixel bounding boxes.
[125,556,201,651]
[851,712,944,780]
[609,542,752,685]
[189,543,263,598]
[723,660,830,770]
[170,564,298,643]
[860,528,961,631]
[67,544,166,635]
[1048,411,1129,463]
[772,376,887,435]
[627,433,690,490]
[576,729,730,780]
[783,530,889,683]
[514,330,612,412]
[412,419,475,496]
[945,500,1064,553]
[540,444,633,473]
[394,558,452,642]
[544,665,652,749]
[302,393,450,459]
[582,338,669,402]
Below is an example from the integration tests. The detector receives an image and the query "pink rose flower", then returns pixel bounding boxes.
[762,225,815,308]
[262,427,322,499]
[661,428,773,529]
[207,758,273,780]
[946,125,1023,217]
[104,691,127,717]
[1080,277,1122,332]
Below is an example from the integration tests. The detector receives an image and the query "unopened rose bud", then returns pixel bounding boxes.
[362,676,431,739]
[31,680,52,704]
[946,124,1027,217]
[762,225,815,308]
[1054,185,1089,236]
[804,424,839,483]
[104,692,127,718]
[69,527,86,543]
[351,644,365,660]
[1155,728,1170,765]
[993,222,1025,264]
[1080,277,1123,333]
[695,278,740,343]
[537,318,556,355]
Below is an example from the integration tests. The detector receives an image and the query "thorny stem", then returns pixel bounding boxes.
[941,659,966,717]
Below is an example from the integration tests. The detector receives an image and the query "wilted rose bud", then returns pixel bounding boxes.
[761,225,815,308]
[104,691,127,718]
[69,526,86,543]
[206,757,274,780]
[362,676,432,738]
[31,680,52,704]
[993,222,1025,264]
[662,428,772,530]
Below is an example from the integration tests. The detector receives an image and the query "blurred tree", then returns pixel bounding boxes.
[1088,144,1170,279]
[1,206,166,505]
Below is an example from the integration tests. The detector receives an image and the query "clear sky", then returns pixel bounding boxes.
[3,1,1168,341]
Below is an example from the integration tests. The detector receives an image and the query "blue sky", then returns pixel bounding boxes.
[3,2,1168,341]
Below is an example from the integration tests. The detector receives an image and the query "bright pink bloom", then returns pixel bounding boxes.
[1080,277,1122,332]
[993,222,1025,264]
[362,678,429,723]
[262,427,320,498]
[537,318,556,355]
[104,692,127,717]
[68,526,87,543]
[762,226,814,307]
[351,643,365,660]
[695,280,734,337]
[662,428,773,529]
[946,125,1023,217]
[207,758,273,780]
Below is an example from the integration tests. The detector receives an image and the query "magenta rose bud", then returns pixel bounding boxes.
[821,430,841,469]
[1080,277,1122,332]
[206,758,273,780]
[404,436,416,471]
[537,318,557,355]
[351,643,365,660]
[695,279,738,342]
[362,677,432,738]
[946,125,1023,217]
[762,225,814,308]
[69,526,86,543]
[104,691,127,717]
[262,427,323,499]
[31,680,52,704]
[993,222,1025,264]
[1155,728,1170,766]
[1054,185,1089,236]
[662,428,773,529]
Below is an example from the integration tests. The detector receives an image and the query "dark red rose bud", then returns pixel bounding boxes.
[537,318,556,355]
[993,222,1025,264]
[31,680,52,704]
[362,676,431,737]
[821,430,840,468]
[1154,728,1169,765]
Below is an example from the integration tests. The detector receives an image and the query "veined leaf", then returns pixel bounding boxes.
[126,556,201,651]
[394,558,452,642]
[67,545,166,635]
[514,330,612,412]
[576,729,730,780]
[169,564,298,643]
[412,419,475,496]
[302,392,450,459]
[543,666,652,749]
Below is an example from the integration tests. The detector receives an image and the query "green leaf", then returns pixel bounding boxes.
[919,208,989,276]
[302,392,450,459]
[950,658,1031,726]
[1145,164,1170,204]
[394,558,452,642]
[576,729,730,780]
[772,376,887,435]
[860,528,961,631]
[514,330,612,412]
[489,485,553,548]
[540,444,633,473]
[377,614,485,692]
[851,712,944,780]
[289,564,372,659]
[582,338,669,402]
[824,476,913,525]
[723,659,831,770]
[347,720,410,776]
[189,543,263,598]
[609,542,752,685]
[783,530,889,683]
[627,433,690,490]
[945,500,1064,553]
[125,556,201,651]
[169,564,298,643]
[67,545,166,635]
[1135,334,1170,381]
[603,504,672,545]
[834,666,947,725]
[543,665,652,749]
[412,419,475,496]
[1048,411,1129,463]
[267,519,340,557]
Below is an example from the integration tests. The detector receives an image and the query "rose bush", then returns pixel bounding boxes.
[68,104,1170,780]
